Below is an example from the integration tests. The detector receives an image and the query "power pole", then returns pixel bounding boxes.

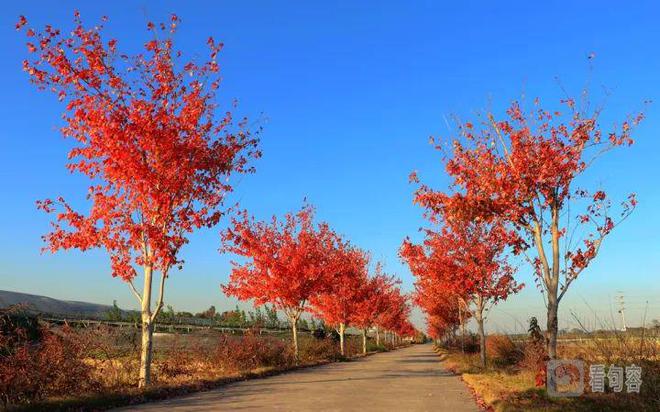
[616,292,627,332]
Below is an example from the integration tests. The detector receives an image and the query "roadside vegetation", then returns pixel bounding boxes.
[0,306,415,411]
[434,319,659,411]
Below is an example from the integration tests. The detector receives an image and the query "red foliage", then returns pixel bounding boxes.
[221,204,338,322]
[401,219,520,339]
[307,238,417,340]
[18,13,260,281]
[413,98,640,303]
[375,287,414,337]
[309,242,369,329]
[350,264,399,331]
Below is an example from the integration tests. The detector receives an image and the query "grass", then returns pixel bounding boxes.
[7,328,408,411]
[15,358,330,411]
[435,344,658,412]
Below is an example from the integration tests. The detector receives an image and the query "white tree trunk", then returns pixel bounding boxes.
[339,322,346,356]
[362,329,367,354]
[289,314,299,361]
[138,264,154,388]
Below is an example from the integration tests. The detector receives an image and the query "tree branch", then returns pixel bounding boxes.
[127,280,143,304]
[150,269,168,322]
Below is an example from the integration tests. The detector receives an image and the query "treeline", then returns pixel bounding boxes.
[104,301,323,331]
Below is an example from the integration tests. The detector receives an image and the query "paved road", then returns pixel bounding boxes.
[120,344,479,411]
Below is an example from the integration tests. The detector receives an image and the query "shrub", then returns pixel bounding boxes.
[299,336,340,362]
[485,334,522,366]
[328,329,340,343]
[0,326,98,408]
[0,305,41,347]
[157,335,200,379]
[367,342,389,353]
[518,340,547,371]
[213,330,294,373]
[442,333,480,353]
[311,328,327,340]
[518,340,548,386]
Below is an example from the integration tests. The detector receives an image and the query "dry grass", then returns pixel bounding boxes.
[2,322,403,411]
[435,332,660,412]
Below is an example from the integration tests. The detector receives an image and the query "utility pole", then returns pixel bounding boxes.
[616,292,627,332]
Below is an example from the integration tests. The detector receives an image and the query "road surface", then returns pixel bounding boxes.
[119,344,479,411]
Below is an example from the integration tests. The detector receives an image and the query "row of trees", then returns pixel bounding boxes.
[18,13,415,387]
[401,218,521,366]
[222,204,415,359]
[402,96,641,371]
[106,301,301,330]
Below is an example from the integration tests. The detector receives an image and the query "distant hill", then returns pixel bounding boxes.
[0,290,115,318]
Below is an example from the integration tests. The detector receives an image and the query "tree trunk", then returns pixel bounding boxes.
[475,297,486,368]
[547,203,560,360]
[362,329,367,354]
[138,265,154,388]
[290,314,299,362]
[546,291,559,359]
[375,327,380,346]
[139,319,154,387]
[458,304,465,354]
[339,323,346,356]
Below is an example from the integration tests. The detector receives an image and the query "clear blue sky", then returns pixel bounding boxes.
[1,1,658,331]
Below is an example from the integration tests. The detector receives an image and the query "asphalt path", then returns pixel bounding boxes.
[118,343,480,411]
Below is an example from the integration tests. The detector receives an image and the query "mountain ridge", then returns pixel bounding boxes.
[0,289,115,317]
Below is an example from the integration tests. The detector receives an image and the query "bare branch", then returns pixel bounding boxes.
[127,280,143,304]
[150,269,168,322]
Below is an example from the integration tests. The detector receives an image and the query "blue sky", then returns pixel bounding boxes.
[1,1,658,331]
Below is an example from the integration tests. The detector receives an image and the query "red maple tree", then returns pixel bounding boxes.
[403,230,466,344]
[412,97,642,358]
[350,264,398,353]
[309,242,369,356]
[419,291,461,342]
[375,287,412,347]
[221,204,338,359]
[18,13,260,386]
[402,219,521,366]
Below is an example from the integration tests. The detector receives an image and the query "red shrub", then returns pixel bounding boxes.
[298,337,341,363]
[485,334,521,366]
[0,326,97,408]
[518,341,547,370]
[213,331,294,373]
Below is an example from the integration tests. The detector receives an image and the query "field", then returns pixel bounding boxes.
[0,315,402,411]
[436,329,660,411]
